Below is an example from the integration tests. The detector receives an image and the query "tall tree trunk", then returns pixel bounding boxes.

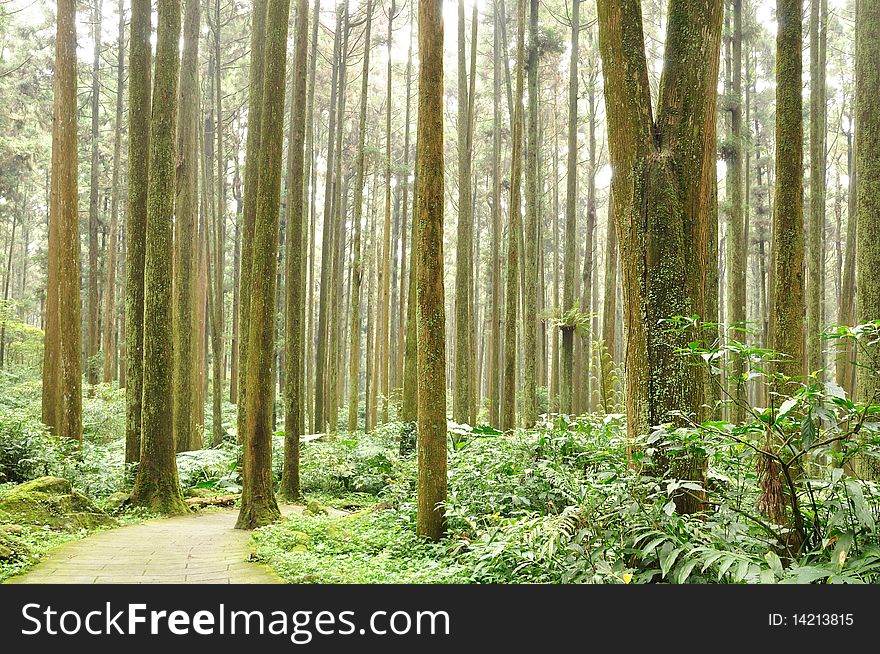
[837,122,857,397]
[397,0,414,412]
[314,7,343,432]
[522,0,538,428]
[772,0,805,381]
[236,0,291,529]
[282,0,310,500]
[378,0,396,426]
[86,0,103,387]
[124,0,152,463]
[596,0,723,513]
[600,197,618,413]
[856,0,880,404]
[488,0,503,427]
[808,0,828,376]
[172,0,200,453]
[416,0,446,542]
[48,0,82,443]
[103,1,125,384]
[347,0,374,433]
[453,0,473,424]
[501,0,525,432]
[237,0,269,444]
[726,0,746,421]
[560,0,579,415]
[131,0,187,514]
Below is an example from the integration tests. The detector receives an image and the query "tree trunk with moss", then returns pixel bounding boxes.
[235,0,290,529]
[596,0,723,513]
[124,0,152,463]
[453,0,473,425]
[43,0,82,443]
[282,0,310,501]
[131,0,188,514]
[236,0,268,445]
[103,1,125,385]
[560,0,579,416]
[415,0,446,541]
[172,0,200,454]
[808,0,828,377]
[856,0,880,404]
[522,0,538,428]
[772,0,805,381]
[726,0,746,421]
[347,0,374,433]
[86,0,102,388]
[501,0,525,432]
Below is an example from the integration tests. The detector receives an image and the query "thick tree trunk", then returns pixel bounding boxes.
[131,0,187,514]
[772,0,805,381]
[237,0,269,444]
[415,0,446,542]
[856,0,880,404]
[597,0,723,513]
[236,0,291,529]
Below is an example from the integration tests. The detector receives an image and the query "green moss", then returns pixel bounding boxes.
[0,476,115,531]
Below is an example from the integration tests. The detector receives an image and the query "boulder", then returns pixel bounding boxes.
[0,476,115,531]
[0,529,31,562]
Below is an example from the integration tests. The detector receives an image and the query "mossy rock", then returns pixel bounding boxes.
[103,492,132,515]
[0,477,114,531]
[303,499,328,516]
[0,529,31,562]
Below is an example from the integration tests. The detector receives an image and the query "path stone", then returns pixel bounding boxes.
[4,505,302,584]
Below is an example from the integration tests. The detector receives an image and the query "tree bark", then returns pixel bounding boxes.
[124,0,152,463]
[236,0,291,529]
[416,0,447,542]
[131,0,188,514]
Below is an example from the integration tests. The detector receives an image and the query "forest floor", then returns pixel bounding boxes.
[4,505,308,584]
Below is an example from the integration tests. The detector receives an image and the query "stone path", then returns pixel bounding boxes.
[5,506,298,584]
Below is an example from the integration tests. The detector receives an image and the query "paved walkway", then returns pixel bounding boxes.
[6,506,299,584]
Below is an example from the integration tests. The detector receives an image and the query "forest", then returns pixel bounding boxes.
[0,0,878,586]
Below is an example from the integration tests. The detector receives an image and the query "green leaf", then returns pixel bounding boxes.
[660,546,684,578]
[676,558,700,584]
[764,551,784,577]
[844,480,876,530]
[776,397,798,421]
[801,414,816,449]
[663,500,676,516]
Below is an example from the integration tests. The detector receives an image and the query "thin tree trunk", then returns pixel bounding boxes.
[103,1,125,384]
